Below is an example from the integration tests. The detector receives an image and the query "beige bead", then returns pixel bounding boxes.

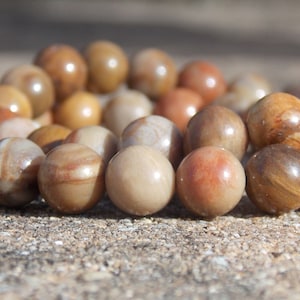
[0,137,45,207]
[106,145,175,216]
[64,125,118,165]
[38,143,105,214]
[103,89,153,136]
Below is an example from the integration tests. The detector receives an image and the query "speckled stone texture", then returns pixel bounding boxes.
[1,1,300,299]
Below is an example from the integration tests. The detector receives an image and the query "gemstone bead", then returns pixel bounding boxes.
[176,146,245,218]
[106,145,175,216]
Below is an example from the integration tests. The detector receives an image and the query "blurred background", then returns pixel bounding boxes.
[0,0,300,88]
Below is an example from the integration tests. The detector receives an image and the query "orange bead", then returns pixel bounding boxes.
[178,60,226,104]
[84,40,129,94]
[154,87,205,132]
[53,91,102,130]
[0,85,33,118]
[34,44,87,102]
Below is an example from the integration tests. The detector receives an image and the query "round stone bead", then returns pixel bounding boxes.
[34,44,87,101]
[176,146,245,218]
[33,110,53,127]
[106,145,175,216]
[120,115,183,169]
[103,89,152,136]
[0,107,19,123]
[38,143,106,214]
[0,137,45,207]
[128,48,177,100]
[64,125,118,166]
[1,64,55,118]
[184,105,248,160]
[0,117,39,139]
[214,73,272,118]
[0,85,33,118]
[28,124,71,153]
[178,60,226,104]
[154,87,205,132]
[246,92,300,150]
[53,91,102,130]
[84,40,129,94]
[245,143,300,214]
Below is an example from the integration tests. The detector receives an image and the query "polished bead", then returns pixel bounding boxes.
[246,92,300,150]
[0,85,33,118]
[245,143,300,214]
[184,105,248,160]
[0,137,45,207]
[38,143,105,214]
[1,64,55,117]
[0,117,39,139]
[154,87,205,132]
[103,89,152,136]
[214,73,272,118]
[33,109,53,127]
[0,107,19,123]
[176,146,245,218]
[28,124,71,153]
[120,115,183,169]
[64,125,118,165]
[84,40,129,94]
[106,145,175,216]
[34,44,87,101]
[178,60,226,104]
[53,91,102,130]
[128,48,177,99]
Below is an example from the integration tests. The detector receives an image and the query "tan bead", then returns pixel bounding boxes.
[28,124,71,153]
[53,91,102,130]
[84,40,129,94]
[1,64,55,117]
[128,48,177,99]
[0,107,19,123]
[103,89,152,136]
[0,117,39,139]
[106,145,175,216]
[120,115,183,169]
[33,110,53,127]
[0,85,33,118]
[64,125,118,165]
[38,143,105,214]
[34,44,87,101]
[0,137,45,207]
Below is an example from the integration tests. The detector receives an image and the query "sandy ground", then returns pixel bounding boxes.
[0,1,300,299]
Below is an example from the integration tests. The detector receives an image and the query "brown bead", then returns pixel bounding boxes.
[84,40,129,94]
[178,60,226,104]
[176,146,245,218]
[28,124,71,153]
[1,64,55,117]
[120,115,183,169]
[53,91,102,130]
[128,48,177,99]
[106,145,175,216]
[0,137,45,207]
[246,92,300,150]
[38,143,105,214]
[154,87,205,132]
[0,117,39,139]
[214,73,272,118]
[34,44,87,101]
[103,89,153,136]
[0,85,33,118]
[245,143,300,214]
[64,125,118,165]
[184,105,248,160]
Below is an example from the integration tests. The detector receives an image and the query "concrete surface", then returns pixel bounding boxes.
[0,1,300,299]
